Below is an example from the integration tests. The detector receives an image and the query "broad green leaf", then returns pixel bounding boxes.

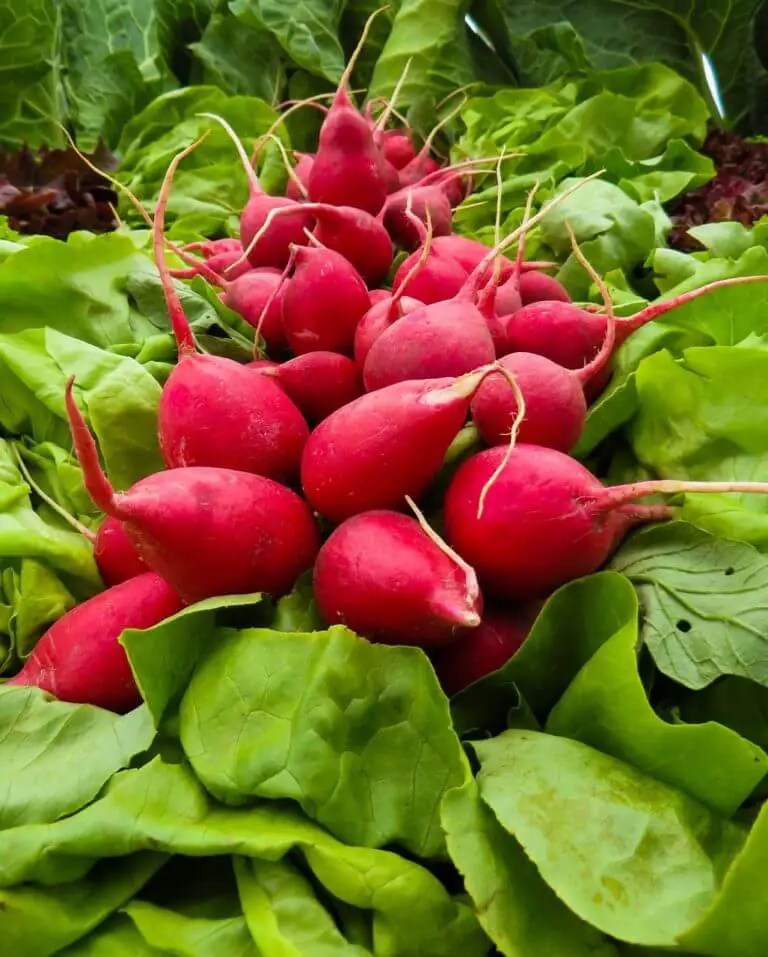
[678,676,768,756]
[475,730,746,947]
[0,853,167,957]
[58,914,165,957]
[611,522,768,690]
[123,901,257,957]
[121,593,265,727]
[0,758,487,957]
[235,856,371,956]
[441,779,619,956]
[2,560,76,660]
[179,625,467,857]
[545,573,768,814]
[0,688,155,829]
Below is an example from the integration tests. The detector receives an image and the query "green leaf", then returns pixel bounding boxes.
[611,522,768,690]
[0,758,487,957]
[545,573,768,814]
[3,560,76,660]
[474,730,747,947]
[121,593,265,728]
[179,625,467,857]
[441,778,620,956]
[0,853,167,957]
[678,676,768,756]
[58,914,165,957]
[235,856,371,956]
[123,901,257,957]
[0,688,155,829]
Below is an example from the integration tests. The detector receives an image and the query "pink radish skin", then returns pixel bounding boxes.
[307,14,389,215]
[392,247,466,305]
[431,604,541,695]
[94,516,149,586]
[153,144,311,483]
[368,289,391,306]
[354,295,422,368]
[382,130,415,170]
[444,443,768,601]
[267,352,363,423]
[301,369,494,522]
[314,511,482,646]
[363,298,496,391]
[519,270,572,306]
[219,270,289,354]
[383,185,452,249]
[286,152,314,201]
[281,245,370,355]
[170,241,252,281]
[66,382,320,604]
[7,573,183,712]
[241,193,314,269]
[306,204,393,286]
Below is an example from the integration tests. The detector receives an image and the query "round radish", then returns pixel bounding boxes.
[219,269,288,354]
[354,294,422,368]
[383,185,452,249]
[519,269,571,306]
[314,510,482,646]
[268,352,363,423]
[382,130,415,170]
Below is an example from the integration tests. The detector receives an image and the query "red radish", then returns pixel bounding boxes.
[471,235,617,452]
[369,289,391,306]
[431,603,542,695]
[488,180,538,324]
[281,244,370,355]
[301,365,507,522]
[518,269,571,306]
[444,443,768,601]
[286,152,314,201]
[219,269,289,354]
[200,113,315,270]
[354,293,422,367]
[307,11,390,215]
[170,239,252,281]
[397,98,464,190]
[313,506,482,646]
[152,142,310,483]
[429,235,553,282]
[7,573,183,712]
[250,358,279,370]
[65,380,320,604]
[265,352,363,423]
[382,130,415,170]
[13,449,149,588]
[391,237,466,305]
[505,273,768,377]
[383,184,453,249]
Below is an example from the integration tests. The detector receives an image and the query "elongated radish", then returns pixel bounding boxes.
[281,243,370,355]
[471,231,617,451]
[382,130,415,170]
[151,144,310,482]
[264,352,363,423]
[286,152,314,200]
[170,240,252,281]
[390,207,466,305]
[7,573,183,712]
[65,381,320,604]
[354,295,422,367]
[301,366,508,522]
[383,184,453,249]
[314,504,482,646]
[445,443,768,600]
[518,269,571,306]
[307,10,390,214]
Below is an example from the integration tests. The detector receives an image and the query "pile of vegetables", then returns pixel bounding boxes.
[4,10,768,957]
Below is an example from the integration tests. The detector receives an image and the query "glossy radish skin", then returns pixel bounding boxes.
[270,352,363,423]
[399,154,441,189]
[286,153,314,201]
[383,186,452,250]
[431,236,515,281]
[94,516,149,586]
[363,300,496,391]
[369,289,391,306]
[392,247,466,305]
[314,511,482,646]
[311,205,393,286]
[519,270,572,306]
[7,573,183,712]
[301,372,490,522]
[431,604,540,695]
[354,295,423,368]
[159,356,309,482]
[220,270,288,354]
[382,130,415,170]
[281,246,370,355]
[470,352,587,452]
[493,275,522,318]
[444,445,626,600]
[240,192,315,269]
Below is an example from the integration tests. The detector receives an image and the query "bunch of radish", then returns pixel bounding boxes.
[9,11,768,712]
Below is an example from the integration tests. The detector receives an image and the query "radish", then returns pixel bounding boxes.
[7,572,183,712]
[368,289,392,306]
[382,183,453,249]
[354,294,422,367]
[286,152,314,201]
[264,352,363,423]
[313,503,482,646]
[219,268,289,355]
[64,380,320,604]
[12,448,148,587]
[390,212,466,305]
[301,364,519,522]
[444,443,768,601]
[382,130,415,170]
[170,240,252,281]
[471,235,616,452]
[151,143,310,482]
[431,603,542,695]
[281,243,370,355]
[307,10,390,215]
[518,269,571,306]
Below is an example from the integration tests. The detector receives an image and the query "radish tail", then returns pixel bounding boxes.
[64,378,117,517]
